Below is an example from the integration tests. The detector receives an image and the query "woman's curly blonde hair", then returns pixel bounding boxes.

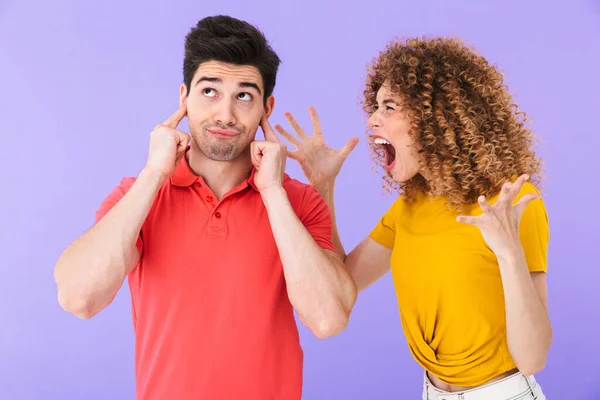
[362,36,543,211]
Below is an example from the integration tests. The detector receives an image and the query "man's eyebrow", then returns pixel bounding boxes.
[195,76,221,86]
[239,82,261,95]
[194,76,262,95]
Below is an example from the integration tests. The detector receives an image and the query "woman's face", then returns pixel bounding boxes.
[367,84,424,183]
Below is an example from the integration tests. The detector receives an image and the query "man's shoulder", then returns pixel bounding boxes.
[116,176,138,190]
[280,173,330,221]
[100,176,138,199]
[281,173,316,200]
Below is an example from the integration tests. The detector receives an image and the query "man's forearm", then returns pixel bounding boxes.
[500,250,552,375]
[54,167,165,319]
[260,186,356,338]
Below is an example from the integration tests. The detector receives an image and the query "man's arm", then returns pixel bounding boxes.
[54,104,190,319]
[54,169,164,319]
[260,186,357,339]
[271,107,392,293]
[254,115,391,338]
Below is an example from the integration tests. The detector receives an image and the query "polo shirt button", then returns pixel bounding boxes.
[206,196,213,202]
[195,181,201,187]
[215,212,221,219]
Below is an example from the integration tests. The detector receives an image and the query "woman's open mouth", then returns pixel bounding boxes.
[374,137,396,171]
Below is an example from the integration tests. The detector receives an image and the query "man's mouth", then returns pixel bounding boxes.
[207,128,240,138]
[374,136,396,170]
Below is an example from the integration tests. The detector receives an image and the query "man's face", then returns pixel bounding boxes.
[180,61,274,161]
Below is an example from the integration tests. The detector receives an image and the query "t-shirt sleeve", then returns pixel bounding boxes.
[368,199,399,249]
[94,177,143,256]
[515,183,550,273]
[300,186,337,253]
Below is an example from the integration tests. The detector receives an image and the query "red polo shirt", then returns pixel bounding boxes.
[93,155,337,400]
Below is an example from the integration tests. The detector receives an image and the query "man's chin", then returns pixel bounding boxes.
[205,150,236,162]
[204,144,247,162]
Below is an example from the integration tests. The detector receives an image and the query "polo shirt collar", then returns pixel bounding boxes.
[169,151,260,192]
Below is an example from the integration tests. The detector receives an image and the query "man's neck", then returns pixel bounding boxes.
[186,146,253,200]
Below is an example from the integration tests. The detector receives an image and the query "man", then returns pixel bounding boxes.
[53,15,357,400]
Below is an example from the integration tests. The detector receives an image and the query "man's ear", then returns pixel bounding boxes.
[263,95,275,118]
[179,84,188,106]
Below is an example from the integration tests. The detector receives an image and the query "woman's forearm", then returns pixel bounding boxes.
[500,249,552,375]
[316,181,346,259]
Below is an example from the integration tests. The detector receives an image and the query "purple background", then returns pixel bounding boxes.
[1,0,599,398]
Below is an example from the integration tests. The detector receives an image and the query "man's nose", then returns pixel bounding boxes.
[214,99,237,127]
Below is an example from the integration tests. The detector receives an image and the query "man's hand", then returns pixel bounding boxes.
[251,115,288,193]
[145,102,191,178]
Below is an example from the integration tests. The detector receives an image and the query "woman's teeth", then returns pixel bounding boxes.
[374,137,391,145]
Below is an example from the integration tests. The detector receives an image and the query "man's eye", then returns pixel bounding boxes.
[238,92,252,101]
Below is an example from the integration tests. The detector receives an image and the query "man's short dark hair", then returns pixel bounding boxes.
[183,15,281,103]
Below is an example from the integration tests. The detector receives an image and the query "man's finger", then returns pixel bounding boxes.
[250,142,263,169]
[163,102,188,129]
[176,130,191,146]
[261,115,280,143]
[163,102,188,128]
[339,137,359,158]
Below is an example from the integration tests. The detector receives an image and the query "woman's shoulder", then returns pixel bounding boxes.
[495,179,544,205]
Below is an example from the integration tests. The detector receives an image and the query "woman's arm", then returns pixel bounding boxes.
[318,181,392,292]
[457,174,552,375]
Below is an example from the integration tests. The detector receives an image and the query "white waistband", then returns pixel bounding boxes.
[423,372,543,400]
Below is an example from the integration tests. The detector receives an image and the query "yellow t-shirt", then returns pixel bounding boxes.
[369,182,549,387]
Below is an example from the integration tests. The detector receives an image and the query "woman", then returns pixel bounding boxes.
[273,37,551,399]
